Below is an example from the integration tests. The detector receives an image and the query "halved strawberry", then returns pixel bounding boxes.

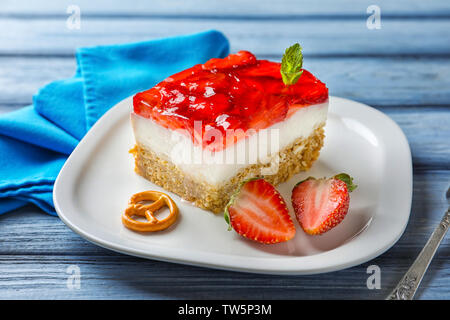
[225,178,296,244]
[291,173,357,235]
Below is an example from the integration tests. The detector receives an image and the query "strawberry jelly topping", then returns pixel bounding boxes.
[133,51,328,150]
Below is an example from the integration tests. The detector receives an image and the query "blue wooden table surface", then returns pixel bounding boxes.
[0,0,449,299]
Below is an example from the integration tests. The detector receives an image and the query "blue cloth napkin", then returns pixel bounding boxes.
[0,30,229,216]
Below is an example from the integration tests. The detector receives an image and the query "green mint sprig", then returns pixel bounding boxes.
[280,43,303,86]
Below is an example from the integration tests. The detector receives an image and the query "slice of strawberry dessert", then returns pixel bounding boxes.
[131,44,329,213]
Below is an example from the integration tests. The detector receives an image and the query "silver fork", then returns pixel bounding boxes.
[386,186,450,300]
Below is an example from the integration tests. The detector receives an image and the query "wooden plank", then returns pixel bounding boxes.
[0,58,74,108]
[2,0,450,17]
[1,18,449,57]
[0,170,448,299]
[387,109,449,169]
[1,57,450,108]
[0,253,448,299]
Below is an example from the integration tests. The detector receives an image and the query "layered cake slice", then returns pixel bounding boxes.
[131,46,328,213]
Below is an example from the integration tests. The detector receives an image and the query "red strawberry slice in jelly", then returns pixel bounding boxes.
[203,51,256,71]
[247,95,288,130]
[239,60,282,78]
[187,93,230,119]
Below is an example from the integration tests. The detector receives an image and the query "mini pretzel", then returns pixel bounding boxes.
[122,191,178,232]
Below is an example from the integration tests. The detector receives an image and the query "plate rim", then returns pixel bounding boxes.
[53,96,413,275]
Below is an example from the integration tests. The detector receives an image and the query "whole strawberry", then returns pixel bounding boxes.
[291,173,357,235]
[225,178,296,244]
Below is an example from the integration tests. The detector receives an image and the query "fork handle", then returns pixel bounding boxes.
[386,207,450,300]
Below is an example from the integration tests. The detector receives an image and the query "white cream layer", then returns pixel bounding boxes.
[131,101,328,185]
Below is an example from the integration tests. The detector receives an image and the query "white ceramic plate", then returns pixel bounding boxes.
[54,96,412,275]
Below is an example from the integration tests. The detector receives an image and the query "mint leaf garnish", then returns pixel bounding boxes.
[281,43,303,86]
